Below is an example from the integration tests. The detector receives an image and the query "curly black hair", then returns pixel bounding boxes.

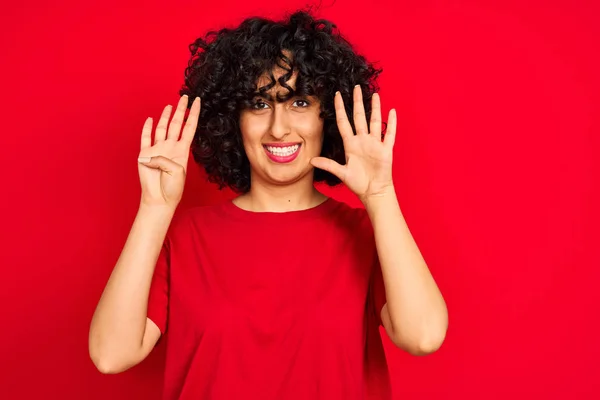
[179,9,383,193]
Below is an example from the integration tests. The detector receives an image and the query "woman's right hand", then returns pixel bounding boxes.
[137,95,201,209]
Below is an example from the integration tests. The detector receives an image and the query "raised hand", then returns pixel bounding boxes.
[310,85,397,204]
[137,95,201,209]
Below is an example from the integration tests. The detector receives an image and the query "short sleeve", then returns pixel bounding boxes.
[369,254,387,326]
[147,237,170,335]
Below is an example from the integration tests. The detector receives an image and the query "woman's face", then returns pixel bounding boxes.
[239,67,324,187]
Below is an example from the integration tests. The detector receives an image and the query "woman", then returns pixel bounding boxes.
[89,9,448,400]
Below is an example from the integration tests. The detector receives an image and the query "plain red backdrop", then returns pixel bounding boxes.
[1,0,599,398]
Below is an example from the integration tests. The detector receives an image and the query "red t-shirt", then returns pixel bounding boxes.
[147,197,390,399]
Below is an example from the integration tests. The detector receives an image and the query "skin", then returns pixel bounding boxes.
[234,65,328,212]
[236,64,448,355]
[89,59,447,375]
[312,86,448,355]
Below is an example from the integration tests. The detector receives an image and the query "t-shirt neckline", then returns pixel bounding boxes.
[221,196,338,220]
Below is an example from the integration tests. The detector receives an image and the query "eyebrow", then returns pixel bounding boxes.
[252,91,311,103]
[253,92,284,102]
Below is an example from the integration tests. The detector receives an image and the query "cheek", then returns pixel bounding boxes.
[306,125,325,152]
[239,116,264,148]
[296,116,324,141]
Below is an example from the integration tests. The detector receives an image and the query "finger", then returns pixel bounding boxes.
[141,117,153,150]
[353,85,369,135]
[370,93,382,137]
[310,157,346,181]
[166,95,189,141]
[384,109,397,149]
[334,91,354,140]
[138,155,185,175]
[181,97,201,144]
[154,104,173,144]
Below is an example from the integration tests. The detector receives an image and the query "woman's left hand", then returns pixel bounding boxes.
[310,85,397,204]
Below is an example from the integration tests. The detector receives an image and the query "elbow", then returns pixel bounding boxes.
[413,334,446,356]
[92,357,124,375]
[90,351,134,374]
[391,332,446,356]
[88,323,151,374]
[89,345,129,374]
[408,308,449,356]
[416,323,448,356]
[89,338,135,375]
[388,319,448,356]
[412,319,448,356]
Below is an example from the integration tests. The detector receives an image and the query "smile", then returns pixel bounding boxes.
[263,143,301,163]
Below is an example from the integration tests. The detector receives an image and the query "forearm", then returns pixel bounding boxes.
[364,188,447,352]
[89,204,174,363]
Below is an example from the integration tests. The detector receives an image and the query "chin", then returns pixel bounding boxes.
[263,164,312,185]
[265,171,305,185]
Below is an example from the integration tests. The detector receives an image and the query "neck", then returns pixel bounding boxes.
[234,171,328,213]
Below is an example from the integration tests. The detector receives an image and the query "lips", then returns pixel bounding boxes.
[263,143,301,163]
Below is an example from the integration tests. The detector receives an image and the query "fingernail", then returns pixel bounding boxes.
[138,157,151,163]
[335,91,340,97]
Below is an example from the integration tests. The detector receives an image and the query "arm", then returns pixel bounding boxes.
[88,204,174,374]
[309,86,447,356]
[88,94,200,373]
[365,188,448,356]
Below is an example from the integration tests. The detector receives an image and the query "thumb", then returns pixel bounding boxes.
[138,155,184,175]
[310,157,346,181]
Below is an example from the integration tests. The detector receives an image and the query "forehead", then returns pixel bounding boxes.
[254,48,297,96]
[255,68,298,94]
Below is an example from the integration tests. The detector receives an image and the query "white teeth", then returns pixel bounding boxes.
[266,144,300,157]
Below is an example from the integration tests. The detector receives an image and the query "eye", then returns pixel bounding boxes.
[293,99,310,108]
[251,100,269,110]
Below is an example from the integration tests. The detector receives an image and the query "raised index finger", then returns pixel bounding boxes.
[334,91,353,140]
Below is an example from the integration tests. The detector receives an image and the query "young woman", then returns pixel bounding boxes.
[89,10,447,400]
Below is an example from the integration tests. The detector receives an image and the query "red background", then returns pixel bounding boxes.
[2,0,599,398]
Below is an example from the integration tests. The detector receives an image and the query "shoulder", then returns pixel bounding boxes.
[327,198,373,235]
[166,200,231,236]
[326,199,378,261]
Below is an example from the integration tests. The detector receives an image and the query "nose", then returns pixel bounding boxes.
[269,106,291,140]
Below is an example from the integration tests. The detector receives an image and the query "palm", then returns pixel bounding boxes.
[311,86,397,202]
[342,134,393,197]
[137,95,201,207]
[138,139,191,202]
